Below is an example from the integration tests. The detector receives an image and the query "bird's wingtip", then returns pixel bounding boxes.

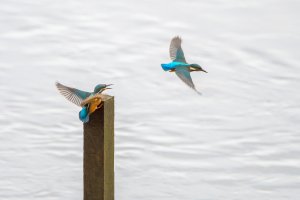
[192,87,202,95]
[172,35,182,42]
[55,81,61,86]
[195,90,202,95]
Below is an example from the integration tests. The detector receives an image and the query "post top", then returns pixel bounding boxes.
[99,94,114,102]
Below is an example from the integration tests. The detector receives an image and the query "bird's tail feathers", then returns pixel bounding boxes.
[161,64,172,71]
[79,107,89,123]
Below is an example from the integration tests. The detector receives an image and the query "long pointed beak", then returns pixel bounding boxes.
[201,69,207,73]
[104,84,113,90]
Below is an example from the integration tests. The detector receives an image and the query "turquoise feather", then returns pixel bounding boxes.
[161,36,207,94]
[161,62,190,71]
[79,106,89,123]
[56,82,112,123]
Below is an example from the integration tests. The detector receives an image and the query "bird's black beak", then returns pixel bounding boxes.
[105,84,113,90]
[201,68,207,73]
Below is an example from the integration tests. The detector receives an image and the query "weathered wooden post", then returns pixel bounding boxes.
[83,95,114,200]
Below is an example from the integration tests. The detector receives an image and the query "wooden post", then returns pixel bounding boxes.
[83,95,114,200]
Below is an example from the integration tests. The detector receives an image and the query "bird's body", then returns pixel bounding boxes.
[161,36,207,93]
[79,94,103,122]
[55,82,112,123]
[161,62,203,72]
[161,62,190,71]
[85,97,101,114]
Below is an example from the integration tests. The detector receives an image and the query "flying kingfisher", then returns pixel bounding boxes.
[55,82,112,123]
[161,36,207,94]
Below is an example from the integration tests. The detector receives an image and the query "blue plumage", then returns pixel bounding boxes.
[161,63,171,71]
[161,36,207,93]
[79,106,89,123]
[161,62,190,71]
[56,82,112,123]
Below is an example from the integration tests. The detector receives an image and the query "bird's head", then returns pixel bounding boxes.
[190,64,207,73]
[94,84,113,94]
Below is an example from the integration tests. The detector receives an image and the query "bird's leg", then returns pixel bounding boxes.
[86,104,90,112]
[97,103,103,109]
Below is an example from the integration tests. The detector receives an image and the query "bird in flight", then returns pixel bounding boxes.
[161,36,207,94]
[55,82,112,123]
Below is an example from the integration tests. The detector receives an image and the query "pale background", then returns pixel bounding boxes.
[0,0,300,199]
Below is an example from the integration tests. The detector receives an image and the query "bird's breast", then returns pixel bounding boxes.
[88,97,102,114]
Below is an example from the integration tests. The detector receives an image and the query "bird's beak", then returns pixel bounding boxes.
[104,84,113,90]
[201,69,207,73]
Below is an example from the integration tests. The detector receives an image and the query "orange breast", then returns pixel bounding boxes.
[80,94,103,115]
[88,97,102,114]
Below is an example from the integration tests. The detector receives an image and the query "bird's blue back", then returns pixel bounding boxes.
[161,62,190,71]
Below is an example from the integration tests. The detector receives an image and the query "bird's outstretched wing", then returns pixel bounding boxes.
[55,82,91,106]
[175,67,201,94]
[169,36,187,63]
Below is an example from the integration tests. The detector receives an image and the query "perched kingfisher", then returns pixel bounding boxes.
[55,82,112,123]
[161,36,207,94]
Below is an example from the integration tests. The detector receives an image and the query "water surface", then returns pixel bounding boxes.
[0,0,300,199]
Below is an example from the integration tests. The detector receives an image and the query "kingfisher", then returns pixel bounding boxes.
[161,36,207,94]
[55,82,112,123]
